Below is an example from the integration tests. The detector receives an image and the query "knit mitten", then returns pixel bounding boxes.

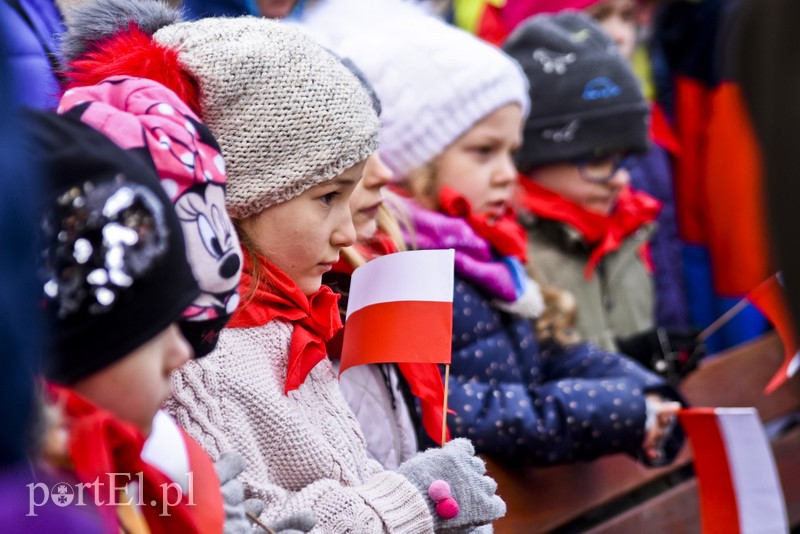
[215,451,316,533]
[397,438,506,532]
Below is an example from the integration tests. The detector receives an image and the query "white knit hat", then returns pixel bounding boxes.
[326,10,530,180]
[152,17,380,218]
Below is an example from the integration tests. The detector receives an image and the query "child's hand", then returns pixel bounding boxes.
[642,394,681,462]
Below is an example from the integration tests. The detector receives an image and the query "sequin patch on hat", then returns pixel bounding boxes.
[41,174,169,317]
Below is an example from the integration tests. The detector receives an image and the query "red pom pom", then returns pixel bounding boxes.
[435,497,459,520]
[64,25,202,116]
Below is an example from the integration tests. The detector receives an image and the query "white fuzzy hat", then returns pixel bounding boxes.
[315,7,530,180]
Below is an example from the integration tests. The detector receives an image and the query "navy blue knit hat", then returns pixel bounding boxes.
[25,110,200,385]
[504,12,649,172]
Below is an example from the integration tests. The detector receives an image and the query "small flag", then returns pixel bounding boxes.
[341,249,455,444]
[746,273,800,393]
[341,249,454,371]
[678,408,788,534]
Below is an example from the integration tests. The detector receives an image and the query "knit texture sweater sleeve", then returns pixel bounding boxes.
[164,320,433,534]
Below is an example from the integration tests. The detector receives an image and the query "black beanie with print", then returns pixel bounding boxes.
[503,11,649,173]
[24,109,200,385]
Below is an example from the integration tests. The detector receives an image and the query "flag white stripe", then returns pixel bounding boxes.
[788,351,800,378]
[716,408,789,534]
[346,249,454,318]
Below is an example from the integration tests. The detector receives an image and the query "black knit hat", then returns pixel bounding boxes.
[503,12,649,172]
[24,110,200,385]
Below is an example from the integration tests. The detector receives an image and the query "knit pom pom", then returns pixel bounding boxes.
[64,25,202,116]
[435,497,459,520]
[427,480,451,503]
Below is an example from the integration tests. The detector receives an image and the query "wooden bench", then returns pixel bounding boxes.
[483,332,800,533]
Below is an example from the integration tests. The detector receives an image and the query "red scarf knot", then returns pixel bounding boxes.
[438,186,528,263]
[517,177,661,278]
[229,249,342,394]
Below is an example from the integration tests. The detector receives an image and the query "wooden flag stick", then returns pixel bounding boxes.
[696,296,750,342]
[442,364,450,446]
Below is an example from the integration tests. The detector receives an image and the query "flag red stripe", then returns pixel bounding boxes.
[747,274,799,393]
[678,409,741,534]
[340,300,453,374]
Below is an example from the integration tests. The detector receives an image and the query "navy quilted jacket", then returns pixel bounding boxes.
[446,274,684,466]
[0,0,64,109]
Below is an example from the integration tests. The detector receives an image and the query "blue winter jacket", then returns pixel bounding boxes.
[628,144,691,329]
[446,274,685,466]
[0,0,64,109]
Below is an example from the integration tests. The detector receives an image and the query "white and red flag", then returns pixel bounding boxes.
[678,407,788,534]
[746,273,800,393]
[341,249,455,444]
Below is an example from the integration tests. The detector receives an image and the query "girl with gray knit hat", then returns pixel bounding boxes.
[61,0,504,532]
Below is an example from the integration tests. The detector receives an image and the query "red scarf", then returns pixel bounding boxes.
[229,249,342,394]
[46,384,203,534]
[328,234,452,445]
[438,186,529,263]
[517,177,661,278]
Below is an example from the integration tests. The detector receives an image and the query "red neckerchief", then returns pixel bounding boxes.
[517,177,661,279]
[229,249,342,394]
[438,186,528,263]
[327,234,452,445]
[46,383,201,534]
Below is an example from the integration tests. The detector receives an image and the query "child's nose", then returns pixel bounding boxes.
[331,211,357,249]
[367,155,394,189]
[493,154,518,187]
[606,166,630,190]
[166,325,193,372]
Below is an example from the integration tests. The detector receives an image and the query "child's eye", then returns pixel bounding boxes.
[470,145,494,157]
[320,191,339,205]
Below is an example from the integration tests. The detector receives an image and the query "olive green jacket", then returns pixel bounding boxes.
[523,216,656,352]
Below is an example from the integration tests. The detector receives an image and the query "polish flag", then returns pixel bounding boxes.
[340,249,455,372]
[341,249,455,445]
[678,408,788,534]
[746,273,800,393]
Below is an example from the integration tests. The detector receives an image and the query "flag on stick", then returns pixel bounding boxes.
[341,249,455,444]
[678,407,788,534]
[746,273,800,393]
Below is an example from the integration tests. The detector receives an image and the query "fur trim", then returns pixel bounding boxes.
[59,0,182,66]
[64,26,202,115]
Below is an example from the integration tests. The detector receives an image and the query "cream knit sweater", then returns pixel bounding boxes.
[164,319,434,533]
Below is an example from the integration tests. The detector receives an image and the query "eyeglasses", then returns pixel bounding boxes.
[573,153,633,183]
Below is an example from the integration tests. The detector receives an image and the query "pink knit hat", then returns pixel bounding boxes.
[500,0,604,34]
[58,75,243,357]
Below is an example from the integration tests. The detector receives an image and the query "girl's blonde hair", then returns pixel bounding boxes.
[405,161,580,345]
[235,222,273,309]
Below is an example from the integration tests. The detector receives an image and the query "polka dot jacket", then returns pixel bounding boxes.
[444,275,685,466]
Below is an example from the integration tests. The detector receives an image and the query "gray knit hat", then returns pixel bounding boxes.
[320,10,529,181]
[503,12,649,173]
[151,18,379,218]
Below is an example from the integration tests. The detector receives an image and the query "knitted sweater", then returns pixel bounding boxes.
[164,320,434,533]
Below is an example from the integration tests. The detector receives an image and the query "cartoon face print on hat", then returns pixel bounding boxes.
[59,77,243,323]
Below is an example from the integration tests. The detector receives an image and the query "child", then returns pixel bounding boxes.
[26,109,226,532]
[335,11,684,465]
[324,153,423,470]
[62,1,506,531]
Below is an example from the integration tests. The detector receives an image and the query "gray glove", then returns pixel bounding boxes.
[397,438,505,533]
[215,451,317,534]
